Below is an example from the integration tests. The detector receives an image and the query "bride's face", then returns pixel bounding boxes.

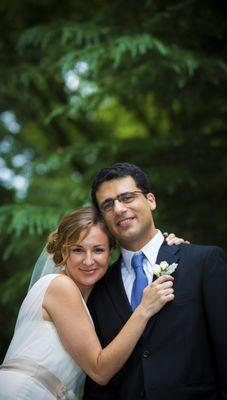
[63,225,111,294]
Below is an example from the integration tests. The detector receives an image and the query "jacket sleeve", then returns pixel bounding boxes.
[202,246,227,399]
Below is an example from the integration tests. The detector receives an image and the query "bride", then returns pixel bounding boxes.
[0,207,175,399]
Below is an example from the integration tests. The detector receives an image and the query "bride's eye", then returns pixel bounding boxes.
[94,247,105,254]
[72,247,84,253]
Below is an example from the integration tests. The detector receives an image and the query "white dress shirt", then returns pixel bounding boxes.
[121,229,164,302]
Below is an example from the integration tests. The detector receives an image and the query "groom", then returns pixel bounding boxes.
[83,162,227,400]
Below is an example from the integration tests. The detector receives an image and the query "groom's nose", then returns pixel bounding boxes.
[113,199,128,213]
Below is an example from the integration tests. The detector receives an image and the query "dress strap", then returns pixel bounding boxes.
[0,358,77,400]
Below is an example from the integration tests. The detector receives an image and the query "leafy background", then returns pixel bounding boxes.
[0,0,226,361]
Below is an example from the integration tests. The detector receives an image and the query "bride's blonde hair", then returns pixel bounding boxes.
[46,207,115,266]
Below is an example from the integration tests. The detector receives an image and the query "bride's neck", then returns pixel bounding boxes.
[77,285,93,302]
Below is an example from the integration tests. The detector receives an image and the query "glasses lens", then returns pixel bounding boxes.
[120,192,136,203]
[101,200,113,212]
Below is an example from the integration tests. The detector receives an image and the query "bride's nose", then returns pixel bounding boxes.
[83,252,95,266]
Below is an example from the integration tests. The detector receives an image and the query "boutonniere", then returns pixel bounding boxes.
[152,261,178,278]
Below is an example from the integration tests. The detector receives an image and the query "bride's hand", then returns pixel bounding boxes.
[138,275,174,318]
[164,232,190,245]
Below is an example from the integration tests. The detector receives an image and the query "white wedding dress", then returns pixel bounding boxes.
[0,274,88,399]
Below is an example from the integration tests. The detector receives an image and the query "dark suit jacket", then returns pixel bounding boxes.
[83,242,227,400]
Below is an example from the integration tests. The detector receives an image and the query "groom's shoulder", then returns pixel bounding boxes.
[178,242,225,258]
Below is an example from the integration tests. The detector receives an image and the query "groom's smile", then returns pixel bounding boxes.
[116,216,135,229]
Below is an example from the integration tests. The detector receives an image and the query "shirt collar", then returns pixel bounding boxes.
[121,229,164,272]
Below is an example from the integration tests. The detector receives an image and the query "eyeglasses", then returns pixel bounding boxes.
[99,190,144,213]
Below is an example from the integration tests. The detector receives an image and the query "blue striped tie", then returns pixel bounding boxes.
[131,252,148,310]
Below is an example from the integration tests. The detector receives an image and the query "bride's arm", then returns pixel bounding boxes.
[43,275,174,385]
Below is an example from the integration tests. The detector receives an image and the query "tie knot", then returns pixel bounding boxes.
[131,252,145,270]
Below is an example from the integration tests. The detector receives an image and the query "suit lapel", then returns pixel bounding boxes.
[145,241,180,337]
[156,240,180,271]
[105,257,133,322]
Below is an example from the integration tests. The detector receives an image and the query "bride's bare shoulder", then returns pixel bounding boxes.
[46,274,80,297]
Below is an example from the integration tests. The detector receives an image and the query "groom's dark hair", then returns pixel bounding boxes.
[91,162,151,211]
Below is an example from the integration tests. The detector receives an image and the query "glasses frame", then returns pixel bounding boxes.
[99,190,144,213]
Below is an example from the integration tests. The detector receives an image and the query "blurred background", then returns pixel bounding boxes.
[0,0,226,360]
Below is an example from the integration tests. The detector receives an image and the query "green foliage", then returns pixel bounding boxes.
[0,204,63,257]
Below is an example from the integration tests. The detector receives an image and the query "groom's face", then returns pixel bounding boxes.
[95,176,157,251]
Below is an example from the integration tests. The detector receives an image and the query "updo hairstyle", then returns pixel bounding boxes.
[46,207,115,266]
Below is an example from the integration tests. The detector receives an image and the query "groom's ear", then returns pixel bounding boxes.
[146,193,156,211]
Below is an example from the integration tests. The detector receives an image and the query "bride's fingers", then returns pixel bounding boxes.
[144,276,174,301]
[162,288,174,296]
[160,288,175,302]
[167,237,184,245]
[166,233,175,238]
[164,232,187,245]
[154,275,174,284]
[160,280,173,289]
[164,293,175,302]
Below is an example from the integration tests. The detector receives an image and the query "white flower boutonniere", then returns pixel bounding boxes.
[152,261,178,278]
